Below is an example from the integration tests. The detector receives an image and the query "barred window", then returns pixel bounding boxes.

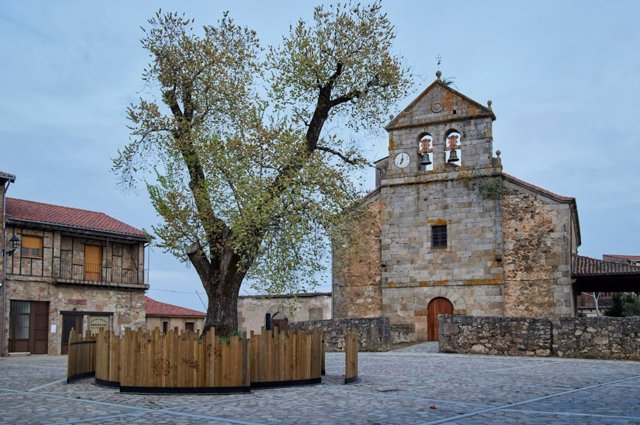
[432,225,447,248]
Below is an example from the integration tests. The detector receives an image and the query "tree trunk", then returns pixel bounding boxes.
[202,277,241,337]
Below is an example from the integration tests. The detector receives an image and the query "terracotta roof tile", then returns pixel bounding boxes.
[6,198,146,239]
[145,296,206,317]
[573,255,640,276]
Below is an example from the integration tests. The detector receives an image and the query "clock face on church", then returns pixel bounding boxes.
[394,152,410,168]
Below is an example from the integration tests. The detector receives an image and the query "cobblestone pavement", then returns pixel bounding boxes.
[1,348,639,424]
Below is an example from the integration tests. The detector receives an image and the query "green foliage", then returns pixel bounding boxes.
[622,293,640,316]
[113,3,412,302]
[605,294,624,317]
[476,177,505,200]
[605,293,640,317]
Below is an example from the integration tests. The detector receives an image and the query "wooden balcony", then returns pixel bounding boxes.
[54,261,148,289]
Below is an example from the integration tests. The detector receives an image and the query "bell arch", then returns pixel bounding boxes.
[445,129,462,166]
[417,132,433,171]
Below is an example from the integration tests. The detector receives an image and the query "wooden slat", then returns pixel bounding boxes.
[345,329,359,384]
[66,329,97,382]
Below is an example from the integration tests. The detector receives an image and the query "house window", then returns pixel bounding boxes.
[162,321,169,334]
[21,236,43,258]
[88,316,110,335]
[185,322,194,332]
[432,225,447,248]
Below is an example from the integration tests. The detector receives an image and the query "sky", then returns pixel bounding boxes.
[1,1,639,311]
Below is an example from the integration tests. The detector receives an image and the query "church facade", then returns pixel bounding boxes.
[332,74,580,342]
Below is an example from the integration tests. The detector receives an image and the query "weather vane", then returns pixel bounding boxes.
[436,54,442,70]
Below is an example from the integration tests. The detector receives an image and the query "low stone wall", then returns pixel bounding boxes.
[439,315,552,356]
[439,315,640,360]
[554,317,640,360]
[389,323,416,345]
[291,317,390,352]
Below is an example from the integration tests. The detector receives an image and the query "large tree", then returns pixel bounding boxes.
[113,2,411,336]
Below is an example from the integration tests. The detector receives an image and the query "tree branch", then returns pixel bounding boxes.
[330,73,382,107]
[317,145,368,166]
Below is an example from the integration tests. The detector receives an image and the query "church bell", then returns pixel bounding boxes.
[447,149,459,163]
[420,152,432,166]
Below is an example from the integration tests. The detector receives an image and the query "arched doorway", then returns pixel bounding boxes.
[427,297,453,341]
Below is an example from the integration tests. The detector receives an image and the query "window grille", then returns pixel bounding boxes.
[432,225,447,248]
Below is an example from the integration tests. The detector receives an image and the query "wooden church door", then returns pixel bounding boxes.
[427,297,453,341]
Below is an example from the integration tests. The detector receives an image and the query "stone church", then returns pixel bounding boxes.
[332,72,580,342]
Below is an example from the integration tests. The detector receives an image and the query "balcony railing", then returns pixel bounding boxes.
[55,262,145,285]
[84,262,101,281]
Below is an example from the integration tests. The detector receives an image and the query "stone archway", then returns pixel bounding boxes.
[427,297,454,341]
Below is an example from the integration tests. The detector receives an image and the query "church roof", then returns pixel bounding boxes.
[6,197,147,241]
[502,173,574,203]
[573,255,640,276]
[386,75,495,131]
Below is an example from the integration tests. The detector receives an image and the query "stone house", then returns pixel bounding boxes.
[144,296,205,334]
[1,171,148,355]
[238,292,332,334]
[333,73,582,342]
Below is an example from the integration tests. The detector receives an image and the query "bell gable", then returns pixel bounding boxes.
[386,74,495,131]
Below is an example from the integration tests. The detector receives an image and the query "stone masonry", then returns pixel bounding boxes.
[440,314,640,361]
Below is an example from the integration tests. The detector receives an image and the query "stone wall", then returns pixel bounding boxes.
[554,317,640,360]
[291,317,390,352]
[439,315,640,361]
[332,192,383,319]
[502,183,574,317]
[439,315,552,356]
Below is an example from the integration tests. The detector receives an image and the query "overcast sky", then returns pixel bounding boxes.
[1,1,638,311]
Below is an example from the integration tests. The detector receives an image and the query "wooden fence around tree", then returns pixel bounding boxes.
[70,327,331,393]
[67,330,96,383]
[249,327,324,387]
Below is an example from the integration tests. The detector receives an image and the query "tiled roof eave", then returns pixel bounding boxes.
[7,217,148,241]
[573,272,640,277]
[572,254,640,276]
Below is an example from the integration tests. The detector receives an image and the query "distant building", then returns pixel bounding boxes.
[1,171,148,355]
[602,254,640,267]
[574,255,640,315]
[144,296,205,333]
[238,292,331,334]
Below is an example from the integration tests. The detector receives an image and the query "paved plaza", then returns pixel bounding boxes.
[1,343,639,424]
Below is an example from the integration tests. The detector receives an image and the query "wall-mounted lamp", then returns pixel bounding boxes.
[2,235,20,257]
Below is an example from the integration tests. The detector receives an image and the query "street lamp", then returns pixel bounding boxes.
[2,235,20,257]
